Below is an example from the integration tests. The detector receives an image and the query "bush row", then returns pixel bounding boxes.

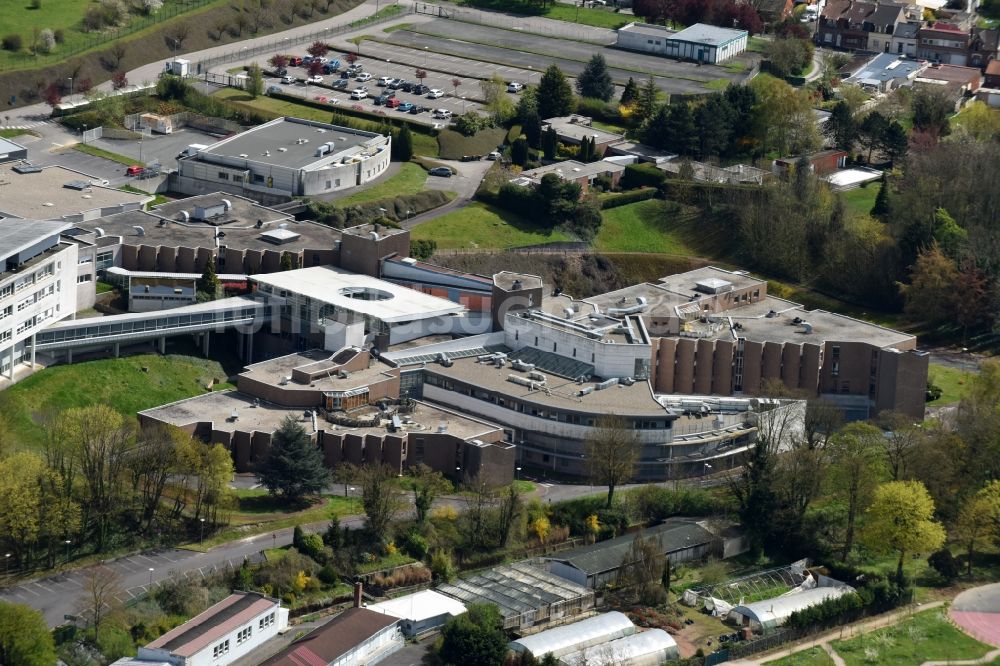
[308,190,451,229]
[600,187,657,210]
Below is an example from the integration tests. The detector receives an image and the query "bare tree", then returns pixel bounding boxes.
[615,532,667,605]
[357,464,402,546]
[585,415,639,509]
[168,21,191,50]
[876,411,921,480]
[463,476,497,550]
[80,566,124,639]
[210,16,229,41]
[128,425,180,530]
[406,463,450,524]
[109,42,127,69]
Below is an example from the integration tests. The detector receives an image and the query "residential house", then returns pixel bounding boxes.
[843,51,928,92]
[541,115,625,156]
[866,3,907,53]
[914,63,982,94]
[918,22,971,65]
[984,60,1000,88]
[510,160,626,194]
[968,27,1000,68]
[817,0,905,52]
[890,21,920,57]
[773,149,849,178]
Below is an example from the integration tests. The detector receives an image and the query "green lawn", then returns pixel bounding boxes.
[927,362,974,406]
[72,142,137,166]
[119,184,168,207]
[461,0,634,29]
[0,128,33,138]
[411,202,571,249]
[704,78,731,91]
[213,88,438,156]
[766,646,835,666]
[596,199,698,254]
[831,608,993,665]
[840,185,879,219]
[335,162,429,206]
[438,128,508,160]
[0,351,236,449]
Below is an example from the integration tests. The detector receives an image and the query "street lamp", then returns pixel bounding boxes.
[148,567,154,588]
[515,466,521,480]
[423,46,428,68]
[4,553,10,578]
[67,77,73,96]
[386,58,391,79]
[64,540,71,564]
[405,209,412,222]
[199,517,206,544]
[82,123,88,143]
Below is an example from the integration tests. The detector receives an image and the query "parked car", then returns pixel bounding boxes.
[281,75,295,84]
[306,75,323,84]
[374,94,391,105]
[314,56,328,65]
[356,72,372,82]
[388,79,405,89]
[427,88,444,99]
[412,84,430,95]
[350,88,368,100]
[433,108,452,119]
[323,62,341,74]
[332,79,349,89]
[507,81,523,93]
[377,76,393,86]
[397,101,414,112]
[487,151,502,160]
[327,97,341,105]
[385,98,401,108]
[126,165,144,176]
[273,67,288,77]
[398,81,414,92]
[428,167,453,177]
[302,55,314,64]
[267,85,283,94]
[409,104,429,114]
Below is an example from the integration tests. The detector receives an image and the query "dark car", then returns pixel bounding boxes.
[340,70,350,79]
[373,92,395,105]
[411,84,430,95]
[332,79,349,90]
[398,81,414,92]
[273,67,288,77]
[428,167,453,177]
[389,79,407,90]
[409,104,429,114]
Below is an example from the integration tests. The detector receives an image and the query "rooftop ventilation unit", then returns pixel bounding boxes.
[94,227,105,237]
[607,296,647,317]
[511,359,534,372]
[437,353,452,367]
[64,180,90,190]
[511,279,522,290]
[508,375,543,389]
[578,386,594,396]
[133,225,145,237]
[594,378,619,390]
[178,210,190,223]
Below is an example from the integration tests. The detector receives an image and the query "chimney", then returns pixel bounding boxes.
[353,582,363,608]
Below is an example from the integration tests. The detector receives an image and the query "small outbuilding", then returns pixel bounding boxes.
[559,629,680,666]
[615,22,748,63]
[509,611,635,661]
[366,589,466,637]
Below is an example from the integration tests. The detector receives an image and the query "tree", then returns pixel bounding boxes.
[269,53,289,70]
[279,251,295,271]
[496,483,522,548]
[827,423,887,561]
[130,425,182,530]
[111,70,128,90]
[768,38,808,78]
[168,21,191,49]
[953,263,990,343]
[858,111,889,163]
[414,68,427,85]
[824,101,856,152]
[861,480,946,583]
[451,77,462,99]
[109,42,127,68]
[912,85,952,136]
[536,64,573,120]
[197,259,220,298]
[955,481,1000,575]
[438,604,507,666]
[481,73,514,125]
[576,54,614,102]
[875,411,920,481]
[585,415,638,509]
[541,125,558,160]
[511,135,528,166]
[42,82,61,108]
[357,463,402,546]
[882,120,908,165]
[307,59,324,77]
[636,76,658,123]
[394,123,413,161]
[522,108,542,148]
[620,76,639,107]
[306,40,329,58]
[247,62,264,99]
[80,566,124,640]
[0,601,56,666]
[954,101,1000,141]
[175,438,234,524]
[901,243,958,326]
[256,416,328,501]
[616,532,667,605]
[407,463,450,524]
[871,173,892,220]
[695,95,735,158]
[956,360,1000,486]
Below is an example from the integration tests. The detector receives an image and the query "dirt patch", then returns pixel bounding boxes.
[0,0,362,114]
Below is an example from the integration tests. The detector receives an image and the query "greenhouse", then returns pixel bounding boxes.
[559,629,680,666]
[728,580,855,633]
[508,611,635,660]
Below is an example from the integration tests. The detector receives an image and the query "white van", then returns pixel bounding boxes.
[177,144,208,159]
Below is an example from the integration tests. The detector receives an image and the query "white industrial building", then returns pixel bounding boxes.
[616,22,748,63]
[135,591,287,666]
[174,117,391,199]
[366,589,467,637]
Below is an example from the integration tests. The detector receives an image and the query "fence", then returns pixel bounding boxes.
[125,109,245,135]
[191,5,413,75]
[82,126,103,143]
[0,0,217,72]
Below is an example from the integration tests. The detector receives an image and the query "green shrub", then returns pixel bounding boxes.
[317,564,338,586]
[410,239,437,261]
[506,124,523,144]
[600,187,657,209]
[402,531,429,559]
[430,549,456,582]
[621,163,666,190]
[2,34,23,51]
[454,111,489,137]
[575,96,623,124]
[309,190,451,228]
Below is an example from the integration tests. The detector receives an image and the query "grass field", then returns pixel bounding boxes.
[335,162,428,206]
[596,199,698,254]
[461,0,635,29]
[0,128,33,138]
[840,184,879,219]
[767,646,835,666]
[72,142,137,166]
[213,88,439,157]
[438,127,508,160]
[927,362,974,405]
[411,202,571,249]
[704,78,731,91]
[0,349,236,449]
[831,608,993,665]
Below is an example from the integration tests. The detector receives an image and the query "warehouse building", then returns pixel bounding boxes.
[261,605,402,666]
[366,589,466,637]
[173,117,391,201]
[616,22,748,63]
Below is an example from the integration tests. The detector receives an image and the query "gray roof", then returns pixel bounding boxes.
[0,219,71,257]
[669,23,747,46]
[547,520,715,576]
[0,137,26,155]
[894,22,920,39]
[845,52,925,85]
[201,117,382,170]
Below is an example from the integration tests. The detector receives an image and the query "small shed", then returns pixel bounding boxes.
[509,611,635,660]
[559,629,680,666]
[366,590,466,637]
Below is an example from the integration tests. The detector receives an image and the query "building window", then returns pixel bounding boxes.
[218,172,229,181]
[237,626,252,644]
[96,250,114,270]
[259,611,276,630]
[213,640,230,658]
[252,174,265,184]
[77,274,92,284]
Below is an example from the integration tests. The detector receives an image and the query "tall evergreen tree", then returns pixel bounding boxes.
[824,101,856,152]
[197,259,219,298]
[522,108,542,148]
[620,76,639,107]
[695,95,735,158]
[256,416,329,501]
[542,125,558,160]
[393,123,413,161]
[635,76,659,123]
[536,65,574,119]
[576,54,614,102]
[665,102,697,155]
[882,120,908,166]
[871,174,892,220]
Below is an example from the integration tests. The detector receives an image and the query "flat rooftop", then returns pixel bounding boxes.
[845,53,926,86]
[252,266,466,323]
[240,349,398,392]
[619,22,674,37]
[146,592,274,657]
[723,301,916,348]
[494,271,543,292]
[0,164,148,220]
[670,22,747,45]
[0,137,25,155]
[74,208,338,252]
[657,266,765,296]
[151,192,290,226]
[366,589,466,623]
[342,222,408,239]
[424,354,668,416]
[0,219,71,261]
[542,116,624,144]
[519,160,625,182]
[201,117,381,170]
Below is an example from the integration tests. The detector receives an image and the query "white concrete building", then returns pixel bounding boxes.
[138,591,287,666]
[366,589,467,637]
[174,117,391,200]
[0,220,80,380]
[616,22,748,63]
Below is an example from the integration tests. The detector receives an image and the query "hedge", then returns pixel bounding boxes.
[600,187,657,209]
[308,190,452,228]
[621,163,667,190]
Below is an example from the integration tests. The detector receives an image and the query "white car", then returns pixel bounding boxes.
[377,76,393,86]
[432,108,452,119]
[281,75,295,84]
[356,72,372,82]
[306,75,323,84]
[507,82,523,93]
[350,88,368,100]
[427,88,444,99]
